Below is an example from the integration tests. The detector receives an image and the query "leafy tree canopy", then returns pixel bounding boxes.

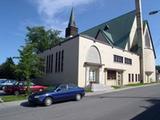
[16,44,44,81]
[26,26,64,53]
[0,57,16,79]
[156,65,160,73]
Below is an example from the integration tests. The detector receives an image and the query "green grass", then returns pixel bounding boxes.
[112,82,157,89]
[111,86,122,89]
[125,83,144,87]
[85,87,93,92]
[0,95,27,102]
[126,82,156,87]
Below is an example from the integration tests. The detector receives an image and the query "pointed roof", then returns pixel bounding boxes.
[68,8,76,27]
[81,10,136,49]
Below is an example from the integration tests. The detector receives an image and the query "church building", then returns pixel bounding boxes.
[39,0,156,89]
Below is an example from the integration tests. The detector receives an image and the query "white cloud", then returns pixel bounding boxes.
[32,0,96,36]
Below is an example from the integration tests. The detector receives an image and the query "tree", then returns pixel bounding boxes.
[16,44,44,94]
[156,65,160,73]
[0,57,16,79]
[26,26,63,53]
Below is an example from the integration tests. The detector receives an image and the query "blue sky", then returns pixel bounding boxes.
[0,0,160,64]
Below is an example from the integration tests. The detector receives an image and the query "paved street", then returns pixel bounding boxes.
[0,84,160,120]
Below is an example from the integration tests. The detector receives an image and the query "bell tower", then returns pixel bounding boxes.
[65,8,78,38]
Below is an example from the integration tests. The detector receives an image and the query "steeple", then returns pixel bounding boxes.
[65,8,78,38]
[68,7,76,27]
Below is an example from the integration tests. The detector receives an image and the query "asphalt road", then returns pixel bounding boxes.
[0,84,160,120]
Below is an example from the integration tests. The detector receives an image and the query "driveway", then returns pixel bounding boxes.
[0,84,160,120]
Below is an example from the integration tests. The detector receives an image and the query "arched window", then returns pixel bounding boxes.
[86,46,101,64]
[145,30,151,48]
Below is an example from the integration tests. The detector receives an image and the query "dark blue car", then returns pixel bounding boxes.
[28,84,85,106]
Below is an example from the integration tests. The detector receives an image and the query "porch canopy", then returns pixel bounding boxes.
[84,62,104,68]
[104,67,126,72]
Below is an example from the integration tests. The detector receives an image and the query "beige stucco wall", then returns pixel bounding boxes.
[78,36,140,87]
[38,37,79,85]
[143,25,156,83]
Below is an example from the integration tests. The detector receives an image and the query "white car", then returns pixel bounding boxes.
[0,80,17,90]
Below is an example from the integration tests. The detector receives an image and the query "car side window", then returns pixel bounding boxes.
[68,84,77,89]
[19,82,24,86]
[57,85,67,92]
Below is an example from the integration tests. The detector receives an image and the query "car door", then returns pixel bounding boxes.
[54,85,72,101]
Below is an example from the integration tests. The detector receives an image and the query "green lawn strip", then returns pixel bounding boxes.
[0,95,27,102]
[111,86,122,89]
[112,82,157,89]
[126,82,156,87]
[125,83,144,87]
[85,87,93,92]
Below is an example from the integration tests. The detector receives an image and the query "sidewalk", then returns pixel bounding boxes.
[0,100,27,109]
[85,82,160,96]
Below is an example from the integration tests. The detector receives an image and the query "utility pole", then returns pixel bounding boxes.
[135,0,145,83]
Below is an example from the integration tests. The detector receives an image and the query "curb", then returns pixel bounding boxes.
[0,100,27,109]
[85,83,160,97]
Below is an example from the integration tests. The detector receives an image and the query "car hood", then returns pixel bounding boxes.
[31,90,54,96]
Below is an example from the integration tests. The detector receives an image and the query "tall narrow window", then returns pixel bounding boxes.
[58,51,61,72]
[49,55,51,73]
[61,50,64,72]
[51,54,53,73]
[138,74,140,81]
[46,56,49,73]
[128,74,131,83]
[135,74,137,82]
[132,74,134,82]
[55,52,58,73]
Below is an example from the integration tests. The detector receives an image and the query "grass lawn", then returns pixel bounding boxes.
[112,82,157,89]
[125,83,144,87]
[126,82,156,87]
[111,86,122,89]
[85,87,93,92]
[0,95,27,102]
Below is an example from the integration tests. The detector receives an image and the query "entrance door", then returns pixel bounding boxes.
[89,67,99,83]
[117,72,122,86]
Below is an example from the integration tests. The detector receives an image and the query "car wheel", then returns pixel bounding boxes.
[39,89,43,92]
[75,94,81,101]
[14,91,19,96]
[2,86,5,90]
[44,97,53,106]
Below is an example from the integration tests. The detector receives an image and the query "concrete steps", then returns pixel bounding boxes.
[91,83,113,92]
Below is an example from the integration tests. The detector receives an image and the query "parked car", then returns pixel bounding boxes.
[0,80,17,90]
[4,81,47,95]
[28,84,85,106]
[0,79,6,90]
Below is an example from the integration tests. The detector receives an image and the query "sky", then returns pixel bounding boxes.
[0,0,160,64]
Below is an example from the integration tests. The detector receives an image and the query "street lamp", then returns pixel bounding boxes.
[149,10,160,15]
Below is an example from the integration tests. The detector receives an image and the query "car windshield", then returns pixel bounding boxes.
[44,85,59,92]
[15,81,35,86]
[0,80,6,83]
